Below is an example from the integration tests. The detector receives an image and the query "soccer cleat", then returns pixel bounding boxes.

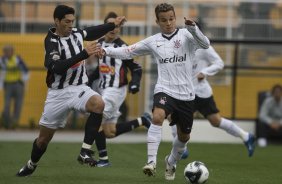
[244,133,256,157]
[165,155,176,180]
[97,159,111,167]
[141,112,152,129]
[77,149,97,167]
[181,149,189,159]
[143,161,156,177]
[16,160,37,177]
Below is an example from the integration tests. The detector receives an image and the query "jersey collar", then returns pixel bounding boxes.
[161,28,179,40]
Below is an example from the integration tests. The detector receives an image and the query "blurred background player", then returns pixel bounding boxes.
[257,84,282,147]
[0,44,29,129]
[171,37,256,158]
[87,12,151,167]
[16,5,126,177]
[94,3,210,180]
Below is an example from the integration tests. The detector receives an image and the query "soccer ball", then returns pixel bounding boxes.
[184,161,209,184]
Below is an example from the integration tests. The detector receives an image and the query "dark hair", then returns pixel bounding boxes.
[155,3,175,20]
[53,5,75,20]
[271,84,282,95]
[104,12,118,23]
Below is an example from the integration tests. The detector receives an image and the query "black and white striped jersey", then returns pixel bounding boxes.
[104,25,210,101]
[44,23,116,89]
[94,37,142,89]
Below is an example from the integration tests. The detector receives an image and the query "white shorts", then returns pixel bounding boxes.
[39,84,99,129]
[98,86,127,123]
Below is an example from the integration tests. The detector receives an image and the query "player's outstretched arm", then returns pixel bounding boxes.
[84,16,126,41]
[184,17,210,49]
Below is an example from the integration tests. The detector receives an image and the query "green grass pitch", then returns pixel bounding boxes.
[0,141,282,184]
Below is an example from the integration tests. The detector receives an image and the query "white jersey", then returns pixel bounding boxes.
[192,46,224,98]
[104,26,210,101]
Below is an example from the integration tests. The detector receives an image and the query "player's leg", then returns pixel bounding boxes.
[95,126,111,167]
[102,86,151,137]
[78,94,104,166]
[166,128,190,180]
[115,113,152,136]
[208,113,249,140]
[70,85,104,166]
[143,92,174,177]
[16,88,68,177]
[143,107,165,177]
[165,101,193,180]
[170,123,189,159]
[209,114,256,157]
[199,96,255,156]
[16,126,56,177]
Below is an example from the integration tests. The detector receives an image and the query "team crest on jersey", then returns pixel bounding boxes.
[174,40,181,48]
[159,97,167,105]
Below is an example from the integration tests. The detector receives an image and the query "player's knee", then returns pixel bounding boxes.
[178,133,190,142]
[210,120,220,127]
[207,114,221,127]
[152,112,165,125]
[88,96,105,113]
[104,130,116,138]
[94,98,105,113]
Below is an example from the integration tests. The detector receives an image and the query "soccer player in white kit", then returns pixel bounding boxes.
[171,45,256,158]
[16,5,125,177]
[95,3,210,180]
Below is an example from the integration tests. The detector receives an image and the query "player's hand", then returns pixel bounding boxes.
[128,81,140,94]
[197,73,205,81]
[184,17,195,26]
[270,121,281,131]
[84,41,97,56]
[115,16,127,28]
[93,44,105,59]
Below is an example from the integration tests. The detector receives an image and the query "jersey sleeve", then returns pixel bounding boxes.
[104,37,152,60]
[123,58,142,85]
[200,46,224,76]
[44,35,89,75]
[186,25,210,49]
[83,23,115,41]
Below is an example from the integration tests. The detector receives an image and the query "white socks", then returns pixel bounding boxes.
[147,124,162,164]
[171,125,177,138]
[219,118,249,141]
[168,136,187,167]
[82,142,92,150]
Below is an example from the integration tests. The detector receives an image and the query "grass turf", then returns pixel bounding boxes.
[0,141,282,184]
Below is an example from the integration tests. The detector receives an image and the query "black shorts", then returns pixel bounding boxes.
[194,95,219,118]
[153,92,194,134]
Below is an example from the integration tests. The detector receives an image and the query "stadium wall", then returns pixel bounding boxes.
[0,34,281,127]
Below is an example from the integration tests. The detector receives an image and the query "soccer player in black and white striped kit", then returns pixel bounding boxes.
[87,12,152,167]
[95,3,210,180]
[16,5,125,177]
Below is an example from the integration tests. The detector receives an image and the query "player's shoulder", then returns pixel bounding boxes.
[72,27,84,37]
[143,33,163,43]
[113,37,127,47]
[45,28,58,44]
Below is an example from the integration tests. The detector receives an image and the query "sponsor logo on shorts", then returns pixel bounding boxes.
[79,91,85,98]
